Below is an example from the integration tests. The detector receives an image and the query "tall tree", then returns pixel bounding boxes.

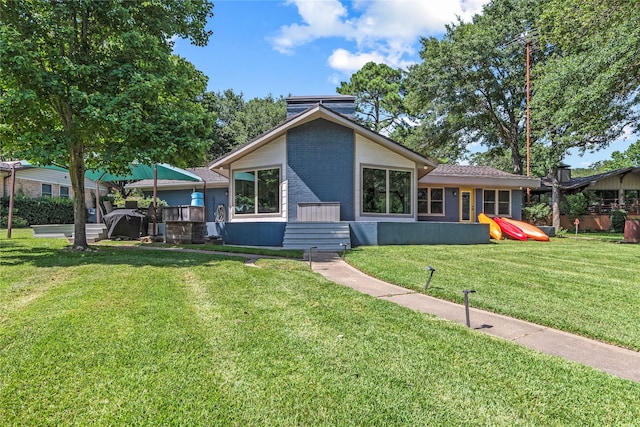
[405,0,543,172]
[203,91,286,160]
[0,0,213,250]
[590,141,640,172]
[532,0,640,229]
[337,62,406,133]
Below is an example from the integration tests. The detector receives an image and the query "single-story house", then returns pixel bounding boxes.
[0,161,107,208]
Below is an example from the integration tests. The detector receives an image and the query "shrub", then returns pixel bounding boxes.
[0,196,74,225]
[111,190,168,209]
[523,203,551,225]
[611,210,627,233]
[0,215,28,228]
[562,193,588,218]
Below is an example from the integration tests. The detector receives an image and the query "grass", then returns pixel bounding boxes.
[1,229,639,425]
[97,238,304,259]
[345,237,640,351]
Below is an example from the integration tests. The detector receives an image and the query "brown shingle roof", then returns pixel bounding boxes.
[429,164,522,178]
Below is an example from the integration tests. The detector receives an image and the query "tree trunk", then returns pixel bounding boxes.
[551,166,561,231]
[508,131,523,175]
[69,140,88,250]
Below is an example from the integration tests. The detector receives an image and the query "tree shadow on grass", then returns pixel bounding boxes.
[1,243,246,269]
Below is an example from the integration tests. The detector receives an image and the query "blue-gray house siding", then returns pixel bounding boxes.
[286,118,355,221]
[419,188,525,222]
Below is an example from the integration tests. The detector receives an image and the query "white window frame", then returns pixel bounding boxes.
[418,187,445,216]
[361,166,413,216]
[483,189,512,217]
[232,166,281,216]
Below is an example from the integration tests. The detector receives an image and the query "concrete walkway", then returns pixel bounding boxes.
[309,252,640,383]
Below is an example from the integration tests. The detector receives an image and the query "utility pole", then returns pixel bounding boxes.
[526,39,531,204]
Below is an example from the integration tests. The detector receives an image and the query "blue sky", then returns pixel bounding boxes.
[172,0,635,169]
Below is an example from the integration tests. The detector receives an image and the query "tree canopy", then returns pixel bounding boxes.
[531,0,640,228]
[202,90,287,161]
[590,141,640,171]
[532,0,639,172]
[405,0,542,170]
[0,0,214,249]
[336,62,406,134]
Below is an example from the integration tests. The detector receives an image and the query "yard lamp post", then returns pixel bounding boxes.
[424,266,436,291]
[463,289,476,327]
[308,246,318,268]
[340,242,347,258]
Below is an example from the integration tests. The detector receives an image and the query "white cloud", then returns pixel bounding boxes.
[327,48,386,74]
[271,0,352,54]
[271,0,489,74]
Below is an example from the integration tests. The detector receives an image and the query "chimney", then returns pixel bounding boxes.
[556,163,571,184]
[286,95,356,119]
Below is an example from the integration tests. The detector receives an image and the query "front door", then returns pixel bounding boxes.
[460,188,474,222]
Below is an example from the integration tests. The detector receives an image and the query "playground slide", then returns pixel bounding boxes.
[478,213,502,240]
[500,217,550,242]
[493,217,527,241]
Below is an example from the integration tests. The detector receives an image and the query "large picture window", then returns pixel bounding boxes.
[362,167,412,215]
[483,189,511,216]
[418,187,444,215]
[234,168,280,215]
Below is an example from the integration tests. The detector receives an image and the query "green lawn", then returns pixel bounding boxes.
[1,229,639,425]
[345,237,640,351]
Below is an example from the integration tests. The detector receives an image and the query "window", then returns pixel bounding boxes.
[483,189,511,216]
[59,186,70,198]
[234,168,280,215]
[418,187,444,215]
[362,167,412,215]
[41,184,53,197]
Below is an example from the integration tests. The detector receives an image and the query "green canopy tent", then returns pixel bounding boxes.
[86,163,203,235]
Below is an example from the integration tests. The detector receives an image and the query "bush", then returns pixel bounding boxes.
[111,190,168,209]
[611,210,627,233]
[562,193,588,218]
[0,196,74,225]
[0,215,28,228]
[523,203,551,225]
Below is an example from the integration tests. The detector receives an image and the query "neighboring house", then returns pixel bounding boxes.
[0,161,106,207]
[533,164,640,230]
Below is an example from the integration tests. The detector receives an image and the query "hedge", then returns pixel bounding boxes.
[0,196,75,226]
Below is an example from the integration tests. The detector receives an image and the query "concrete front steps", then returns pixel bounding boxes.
[32,223,108,243]
[283,222,351,251]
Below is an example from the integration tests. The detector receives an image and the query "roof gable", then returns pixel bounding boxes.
[209,103,437,177]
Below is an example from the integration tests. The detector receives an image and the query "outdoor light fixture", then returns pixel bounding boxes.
[462,289,476,327]
[424,266,436,290]
[340,242,347,258]
[308,246,318,268]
